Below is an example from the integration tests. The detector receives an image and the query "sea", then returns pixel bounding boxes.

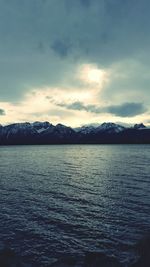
[0,145,150,266]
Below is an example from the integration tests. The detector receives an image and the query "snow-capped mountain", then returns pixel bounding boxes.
[32,121,52,133]
[0,121,149,144]
[95,122,125,133]
[55,123,74,134]
[75,125,96,134]
[39,123,76,140]
[0,122,36,139]
[0,121,77,144]
[133,123,147,130]
[76,122,125,134]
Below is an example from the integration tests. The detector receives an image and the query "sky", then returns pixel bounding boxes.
[0,0,150,127]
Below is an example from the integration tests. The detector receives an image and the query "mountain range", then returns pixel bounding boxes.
[0,122,149,145]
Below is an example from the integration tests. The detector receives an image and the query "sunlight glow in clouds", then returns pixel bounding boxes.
[0,84,99,126]
[79,64,109,88]
[0,81,149,128]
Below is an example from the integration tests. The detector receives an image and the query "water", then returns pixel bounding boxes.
[0,145,150,266]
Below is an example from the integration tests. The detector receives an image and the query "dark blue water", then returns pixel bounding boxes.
[0,145,150,266]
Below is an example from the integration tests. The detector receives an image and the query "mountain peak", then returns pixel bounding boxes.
[97,122,125,133]
[32,121,52,128]
[134,123,146,129]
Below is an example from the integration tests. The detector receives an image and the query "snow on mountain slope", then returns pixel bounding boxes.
[0,121,149,145]
[1,123,35,138]
[32,121,52,130]
[96,123,125,133]
[77,123,125,134]
[75,125,96,134]
[133,123,147,130]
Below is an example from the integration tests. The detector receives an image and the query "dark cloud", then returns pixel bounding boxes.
[107,102,147,117]
[57,101,85,110]
[58,101,147,117]
[1,0,150,63]
[0,109,5,115]
[79,0,91,7]
[57,101,102,113]
[51,39,72,58]
[66,101,86,110]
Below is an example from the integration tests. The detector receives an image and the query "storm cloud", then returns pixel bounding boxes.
[51,39,72,58]
[57,101,101,113]
[107,103,147,117]
[58,101,147,118]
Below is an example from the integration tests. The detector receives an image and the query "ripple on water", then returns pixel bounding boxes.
[0,144,150,266]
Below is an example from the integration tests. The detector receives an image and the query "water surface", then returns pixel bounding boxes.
[0,145,150,266]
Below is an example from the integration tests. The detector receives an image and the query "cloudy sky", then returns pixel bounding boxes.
[0,0,150,127]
